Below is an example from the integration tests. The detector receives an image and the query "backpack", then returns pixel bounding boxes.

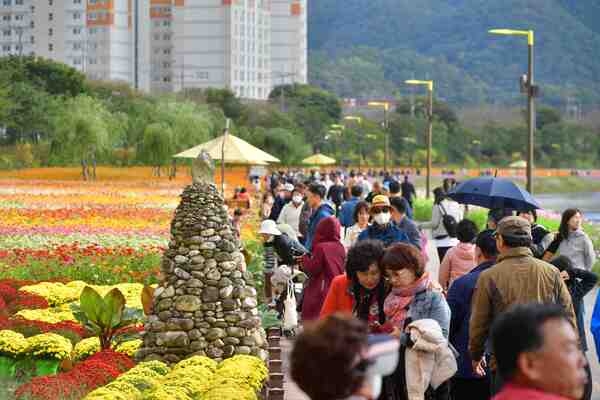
[439,203,458,238]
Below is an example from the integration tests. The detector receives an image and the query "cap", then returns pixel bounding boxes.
[283,183,295,192]
[496,216,532,240]
[258,219,282,236]
[371,195,391,209]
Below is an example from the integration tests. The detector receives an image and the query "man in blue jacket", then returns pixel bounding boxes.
[305,183,335,251]
[339,185,363,228]
[446,229,498,400]
[358,195,410,247]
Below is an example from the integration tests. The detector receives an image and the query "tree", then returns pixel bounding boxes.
[50,95,114,179]
[269,83,342,121]
[536,106,562,130]
[204,88,243,121]
[140,123,174,176]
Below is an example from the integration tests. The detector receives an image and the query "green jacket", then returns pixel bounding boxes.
[469,247,576,362]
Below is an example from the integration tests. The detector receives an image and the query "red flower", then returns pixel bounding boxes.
[9,293,49,312]
[0,283,18,303]
[14,350,134,400]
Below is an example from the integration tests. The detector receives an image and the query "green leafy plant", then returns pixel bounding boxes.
[73,286,137,350]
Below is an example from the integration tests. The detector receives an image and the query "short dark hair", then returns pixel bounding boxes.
[456,219,479,243]
[389,180,400,194]
[308,183,327,199]
[389,196,407,215]
[353,201,370,224]
[381,243,425,277]
[433,187,445,205]
[476,229,498,257]
[517,209,537,221]
[351,185,363,198]
[291,314,368,400]
[346,240,385,281]
[491,303,570,381]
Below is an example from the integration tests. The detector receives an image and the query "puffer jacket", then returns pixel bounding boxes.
[405,319,457,400]
[469,247,576,363]
[420,199,463,240]
[438,242,477,290]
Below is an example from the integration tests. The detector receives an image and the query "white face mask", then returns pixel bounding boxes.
[373,212,391,225]
[292,195,303,204]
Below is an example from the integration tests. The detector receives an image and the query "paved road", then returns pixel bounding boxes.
[282,230,600,399]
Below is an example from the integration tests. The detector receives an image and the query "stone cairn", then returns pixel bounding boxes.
[138,182,268,364]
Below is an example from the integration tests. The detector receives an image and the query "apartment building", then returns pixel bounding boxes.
[0,0,307,99]
[0,0,34,58]
[270,0,307,85]
[170,0,272,99]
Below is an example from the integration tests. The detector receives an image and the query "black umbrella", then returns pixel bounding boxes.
[447,177,540,211]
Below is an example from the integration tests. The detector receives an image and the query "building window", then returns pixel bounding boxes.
[48,28,53,36]
[48,43,53,51]
[2,30,10,37]
[73,27,81,34]
[73,12,81,19]
[163,49,170,55]
[162,20,170,27]
[15,14,23,21]
[196,71,209,80]
[73,0,81,3]
[153,34,160,41]
[2,45,10,52]
[16,0,24,4]
[163,34,170,40]
[89,28,97,34]
[2,15,10,21]
[163,76,171,82]
[49,0,53,5]
[163,62,170,68]
[48,13,53,21]
[30,36,34,43]
[3,0,12,6]
[73,42,82,50]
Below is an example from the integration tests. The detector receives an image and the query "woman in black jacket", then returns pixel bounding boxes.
[550,255,597,400]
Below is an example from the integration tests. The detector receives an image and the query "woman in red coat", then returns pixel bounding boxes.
[299,216,345,321]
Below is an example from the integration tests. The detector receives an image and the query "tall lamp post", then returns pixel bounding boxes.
[367,102,390,171]
[405,80,434,199]
[343,116,363,171]
[489,29,537,193]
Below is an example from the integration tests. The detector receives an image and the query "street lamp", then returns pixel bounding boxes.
[405,80,434,199]
[367,102,390,171]
[489,28,537,193]
[344,116,363,170]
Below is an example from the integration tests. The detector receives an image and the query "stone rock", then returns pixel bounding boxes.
[242,297,258,309]
[226,327,245,338]
[175,295,201,312]
[157,299,173,311]
[202,286,219,302]
[174,268,191,280]
[161,286,175,298]
[156,332,189,347]
[174,255,188,264]
[206,269,221,281]
[200,242,216,250]
[235,346,251,355]
[219,285,233,299]
[206,328,226,341]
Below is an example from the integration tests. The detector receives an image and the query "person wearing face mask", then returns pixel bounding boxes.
[269,182,293,221]
[277,188,305,238]
[358,195,410,248]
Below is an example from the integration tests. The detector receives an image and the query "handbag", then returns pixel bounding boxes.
[283,279,298,330]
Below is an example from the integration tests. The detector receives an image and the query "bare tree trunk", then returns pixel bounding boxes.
[92,152,97,181]
[157,165,161,177]
[81,159,88,181]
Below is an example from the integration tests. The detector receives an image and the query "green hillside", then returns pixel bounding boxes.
[308,0,600,105]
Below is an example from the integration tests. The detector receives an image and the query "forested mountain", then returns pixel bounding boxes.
[308,0,600,106]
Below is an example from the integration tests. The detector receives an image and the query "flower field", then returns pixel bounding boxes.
[0,175,267,399]
[0,179,183,285]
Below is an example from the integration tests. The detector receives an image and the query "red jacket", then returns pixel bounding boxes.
[301,216,345,320]
[493,383,571,400]
[320,274,354,317]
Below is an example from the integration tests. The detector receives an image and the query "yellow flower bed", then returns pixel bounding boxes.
[114,339,143,358]
[73,337,101,361]
[26,332,73,360]
[19,281,147,309]
[84,355,268,400]
[0,330,29,357]
[16,308,77,323]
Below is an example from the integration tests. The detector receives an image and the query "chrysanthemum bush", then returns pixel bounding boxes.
[84,355,268,400]
[25,332,73,360]
[14,349,135,400]
[0,329,29,357]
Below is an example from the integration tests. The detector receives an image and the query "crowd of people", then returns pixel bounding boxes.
[252,169,598,400]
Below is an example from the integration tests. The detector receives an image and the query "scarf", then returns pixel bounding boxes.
[384,272,430,330]
[351,282,386,326]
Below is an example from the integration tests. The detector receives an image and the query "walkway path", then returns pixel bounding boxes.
[282,229,600,399]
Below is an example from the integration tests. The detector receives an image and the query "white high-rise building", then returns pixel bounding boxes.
[171,0,272,99]
[0,0,307,99]
[270,0,307,85]
[0,0,150,92]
